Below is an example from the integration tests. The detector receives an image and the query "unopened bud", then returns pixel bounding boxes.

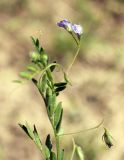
[102,128,113,148]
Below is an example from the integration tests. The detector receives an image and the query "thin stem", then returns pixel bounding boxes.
[70,138,76,160]
[56,135,61,160]
[70,33,79,45]
[59,120,104,136]
[67,42,81,74]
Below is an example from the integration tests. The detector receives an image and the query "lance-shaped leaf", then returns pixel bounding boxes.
[45,134,52,152]
[54,81,67,93]
[32,78,38,86]
[54,82,67,87]
[56,108,63,133]
[40,74,47,93]
[60,149,64,160]
[31,36,36,46]
[19,122,34,140]
[54,102,63,132]
[13,80,22,83]
[33,125,42,150]
[35,38,39,48]
[20,71,33,80]
[50,61,56,72]
[55,86,66,93]
[42,145,50,159]
[46,88,52,106]
[27,64,38,72]
[31,37,44,54]
[50,152,57,160]
[76,145,85,160]
[48,93,56,116]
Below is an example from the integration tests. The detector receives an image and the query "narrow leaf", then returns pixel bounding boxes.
[54,102,62,128]
[13,80,22,83]
[27,65,37,72]
[42,145,50,159]
[50,152,57,160]
[33,125,42,150]
[60,149,64,160]
[50,61,56,72]
[25,122,34,139]
[20,71,32,80]
[36,38,39,48]
[76,146,85,160]
[56,108,63,133]
[19,123,33,140]
[32,78,38,86]
[31,36,36,46]
[54,82,67,87]
[55,86,66,92]
[45,134,52,152]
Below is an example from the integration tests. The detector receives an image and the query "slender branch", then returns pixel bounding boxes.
[70,138,76,160]
[70,32,79,45]
[67,42,81,74]
[56,135,61,160]
[59,120,104,136]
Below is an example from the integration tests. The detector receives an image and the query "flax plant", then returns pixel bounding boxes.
[17,19,113,160]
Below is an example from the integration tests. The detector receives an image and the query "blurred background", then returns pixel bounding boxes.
[0,0,124,160]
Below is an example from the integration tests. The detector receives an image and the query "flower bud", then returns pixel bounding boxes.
[31,52,41,62]
[57,19,73,33]
[102,128,113,148]
[41,53,48,65]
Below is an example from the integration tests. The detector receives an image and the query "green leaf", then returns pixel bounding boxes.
[60,149,64,160]
[50,61,56,72]
[20,71,32,80]
[31,36,36,46]
[35,38,39,48]
[42,145,50,159]
[54,102,63,132]
[39,74,47,94]
[56,108,63,133]
[49,93,56,116]
[76,146,85,160]
[33,125,42,150]
[27,64,37,72]
[32,78,38,86]
[19,123,34,140]
[54,82,67,87]
[50,152,57,160]
[31,36,44,54]
[40,46,44,53]
[46,88,52,106]
[54,102,62,127]
[13,80,22,83]
[55,86,66,93]
[45,134,52,152]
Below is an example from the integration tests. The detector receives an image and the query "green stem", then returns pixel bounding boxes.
[67,42,81,74]
[70,32,79,45]
[60,120,104,136]
[70,139,76,160]
[56,135,61,160]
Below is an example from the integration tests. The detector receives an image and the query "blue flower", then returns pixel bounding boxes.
[57,19,83,42]
[57,19,72,32]
[72,24,83,36]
